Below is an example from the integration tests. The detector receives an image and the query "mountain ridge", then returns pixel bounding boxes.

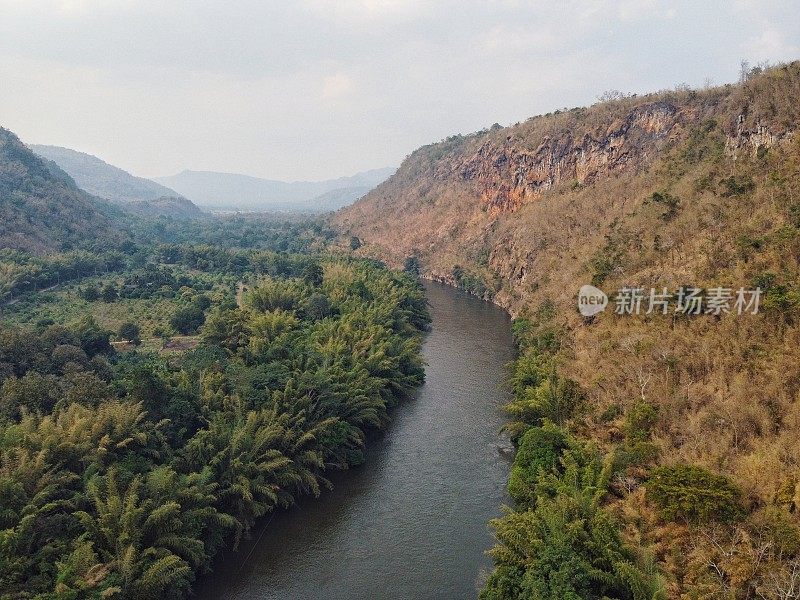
[335,63,799,314]
[155,166,394,211]
[0,129,128,253]
[31,144,203,219]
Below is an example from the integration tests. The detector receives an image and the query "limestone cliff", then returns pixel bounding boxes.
[333,62,799,315]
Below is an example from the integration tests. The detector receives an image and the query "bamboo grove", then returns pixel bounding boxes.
[0,250,430,598]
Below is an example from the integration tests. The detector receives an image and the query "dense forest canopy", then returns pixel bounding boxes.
[0,231,429,598]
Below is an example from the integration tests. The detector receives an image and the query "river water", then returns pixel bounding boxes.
[195,281,515,600]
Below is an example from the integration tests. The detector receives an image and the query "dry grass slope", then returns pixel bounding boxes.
[335,62,800,596]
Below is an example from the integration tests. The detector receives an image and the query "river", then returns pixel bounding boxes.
[195,280,515,599]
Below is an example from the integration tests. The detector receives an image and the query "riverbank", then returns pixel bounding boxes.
[195,281,515,599]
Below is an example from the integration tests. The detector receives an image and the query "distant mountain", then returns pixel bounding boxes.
[302,186,371,212]
[0,128,127,253]
[153,167,394,211]
[31,145,203,219]
[122,196,204,219]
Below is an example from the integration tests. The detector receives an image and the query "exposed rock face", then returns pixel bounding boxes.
[725,114,794,159]
[451,102,679,214]
[333,62,800,317]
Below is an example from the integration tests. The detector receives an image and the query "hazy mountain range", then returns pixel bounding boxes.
[153,167,395,211]
[32,144,393,213]
[31,145,203,219]
[32,145,184,203]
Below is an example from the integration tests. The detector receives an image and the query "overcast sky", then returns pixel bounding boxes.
[1,0,798,181]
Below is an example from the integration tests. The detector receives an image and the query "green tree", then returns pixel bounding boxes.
[119,322,141,345]
[81,284,100,301]
[404,256,421,276]
[100,283,118,303]
[646,464,743,523]
[170,306,205,335]
[302,261,324,287]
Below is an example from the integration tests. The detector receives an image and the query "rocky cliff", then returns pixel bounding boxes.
[334,62,799,315]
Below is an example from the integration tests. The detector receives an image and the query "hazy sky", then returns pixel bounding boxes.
[1,1,798,181]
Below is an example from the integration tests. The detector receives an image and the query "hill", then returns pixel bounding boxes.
[154,167,393,211]
[0,128,127,253]
[31,145,203,219]
[122,195,205,219]
[301,186,371,212]
[335,62,800,595]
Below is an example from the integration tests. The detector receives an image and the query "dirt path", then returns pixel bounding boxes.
[236,281,246,307]
[1,283,59,306]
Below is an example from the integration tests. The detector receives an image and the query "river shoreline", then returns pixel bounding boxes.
[195,280,515,600]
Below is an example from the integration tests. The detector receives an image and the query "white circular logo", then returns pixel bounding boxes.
[578,284,608,316]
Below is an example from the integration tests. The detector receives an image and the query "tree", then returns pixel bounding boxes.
[646,464,743,523]
[73,468,228,598]
[507,424,569,508]
[302,261,324,287]
[73,316,113,357]
[192,294,212,311]
[100,283,118,303]
[404,256,421,276]
[170,306,205,335]
[349,236,362,250]
[303,293,334,320]
[119,321,141,345]
[81,284,100,301]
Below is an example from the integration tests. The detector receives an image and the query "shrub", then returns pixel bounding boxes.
[590,256,617,286]
[650,191,681,221]
[507,424,569,507]
[624,402,658,444]
[789,203,800,228]
[403,256,420,276]
[646,464,743,523]
[720,175,755,197]
[763,282,800,316]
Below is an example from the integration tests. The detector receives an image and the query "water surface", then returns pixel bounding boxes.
[196,281,514,599]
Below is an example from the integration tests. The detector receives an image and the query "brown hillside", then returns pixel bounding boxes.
[334,62,800,595]
[335,64,798,316]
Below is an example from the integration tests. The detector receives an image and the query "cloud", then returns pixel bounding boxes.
[743,26,800,62]
[0,1,798,181]
[478,25,559,53]
[322,72,355,100]
[300,0,430,25]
